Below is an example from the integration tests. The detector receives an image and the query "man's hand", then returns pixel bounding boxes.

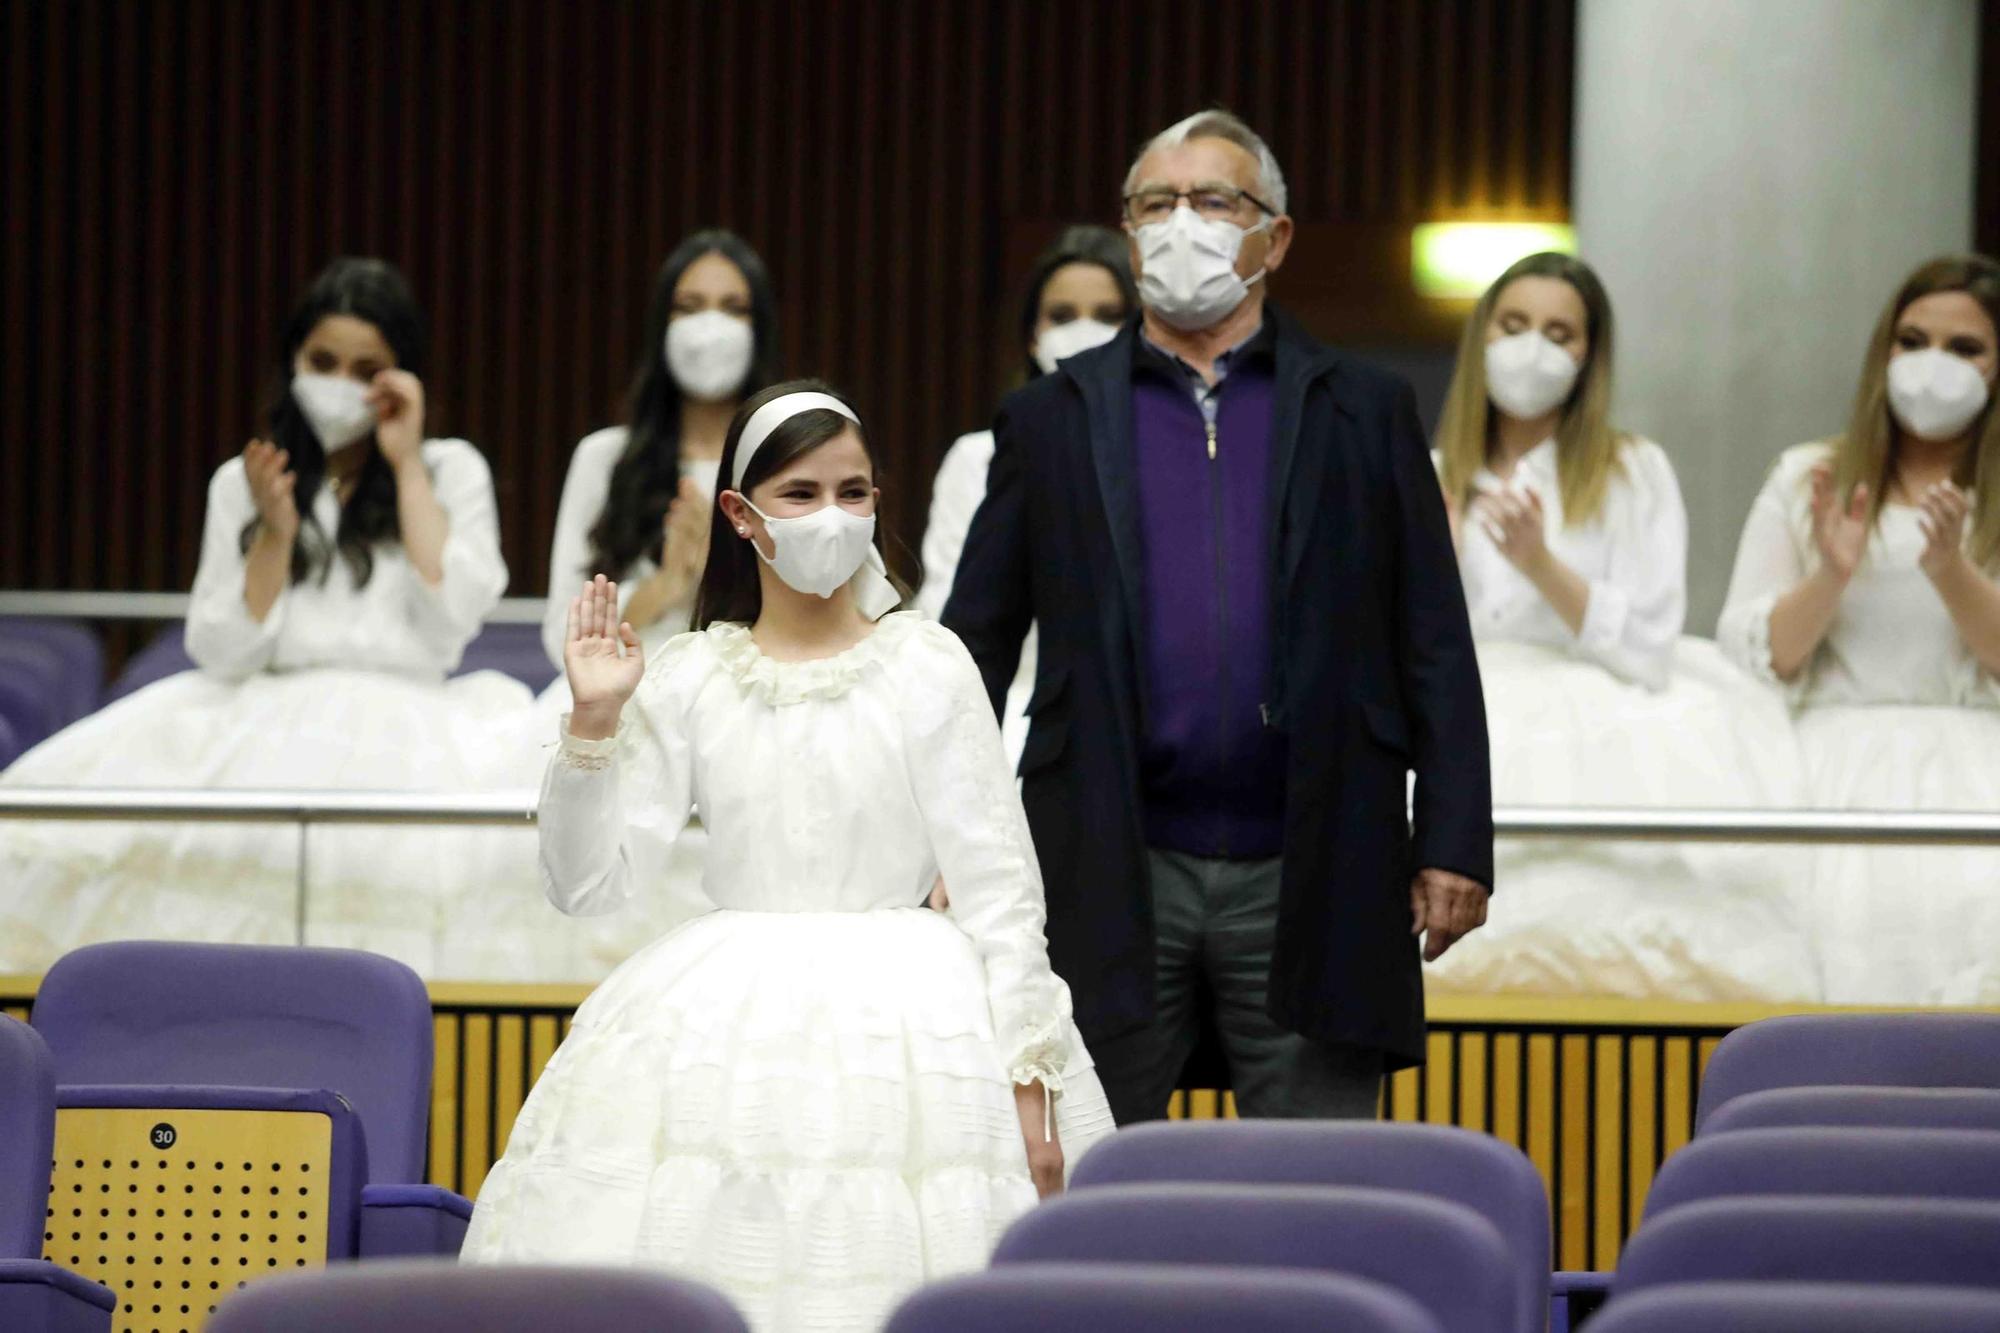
[1410,867,1489,962]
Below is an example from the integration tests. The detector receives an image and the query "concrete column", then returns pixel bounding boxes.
[1573,0,1976,629]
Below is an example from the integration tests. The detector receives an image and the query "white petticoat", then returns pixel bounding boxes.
[461,906,1114,1333]
[0,666,600,981]
[1425,639,1819,1001]
[1801,704,2000,1004]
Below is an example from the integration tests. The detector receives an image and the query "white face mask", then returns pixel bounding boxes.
[1134,206,1269,332]
[665,310,755,403]
[1484,331,1582,421]
[1032,318,1121,375]
[1888,347,1991,442]
[290,374,378,452]
[742,499,878,599]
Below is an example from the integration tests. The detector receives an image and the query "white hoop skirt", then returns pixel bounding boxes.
[0,666,598,981]
[462,905,1114,1332]
[1424,639,1819,1001]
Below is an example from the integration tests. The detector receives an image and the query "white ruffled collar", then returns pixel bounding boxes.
[707,612,921,706]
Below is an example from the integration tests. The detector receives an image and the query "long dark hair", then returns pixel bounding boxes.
[244,257,426,586]
[691,379,909,629]
[1015,224,1139,381]
[587,230,781,579]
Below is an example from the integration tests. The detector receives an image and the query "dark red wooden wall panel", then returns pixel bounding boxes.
[0,0,1575,594]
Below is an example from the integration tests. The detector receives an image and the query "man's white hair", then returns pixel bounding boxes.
[1123,109,1288,216]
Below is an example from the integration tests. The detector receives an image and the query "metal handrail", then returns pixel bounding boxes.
[2,789,1999,845]
[0,589,547,625]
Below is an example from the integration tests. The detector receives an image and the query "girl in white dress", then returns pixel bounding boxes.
[529,231,781,974]
[1719,254,2000,1004]
[0,259,537,977]
[916,228,1136,778]
[1424,252,1812,1001]
[463,383,1114,1333]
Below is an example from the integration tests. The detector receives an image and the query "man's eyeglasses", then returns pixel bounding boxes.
[1122,183,1276,225]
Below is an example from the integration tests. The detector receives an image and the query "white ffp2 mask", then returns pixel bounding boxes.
[665,310,755,403]
[1888,347,1991,442]
[1135,207,1268,332]
[1033,318,1121,375]
[1484,331,1581,421]
[743,499,878,599]
[290,374,378,452]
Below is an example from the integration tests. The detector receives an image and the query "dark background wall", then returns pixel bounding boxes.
[1,0,1576,597]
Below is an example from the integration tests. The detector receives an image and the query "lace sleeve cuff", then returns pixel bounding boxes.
[1006,1014,1071,1093]
[556,714,621,770]
[1723,592,1807,703]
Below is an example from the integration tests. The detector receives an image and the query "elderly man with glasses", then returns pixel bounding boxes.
[945,110,1493,1124]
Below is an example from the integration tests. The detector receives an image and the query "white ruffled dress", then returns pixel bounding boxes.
[1719,443,2000,1004]
[461,613,1113,1332]
[1424,439,1816,1002]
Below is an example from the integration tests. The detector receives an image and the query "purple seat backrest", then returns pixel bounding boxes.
[992,1182,1512,1333]
[454,622,560,694]
[0,619,103,724]
[1704,1085,2000,1136]
[106,624,195,703]
[0,1016,57,1259]
[1589,1281,2000,1333]
[1643,1127,2000,1221]
[1696,1015,2000,1132]
[207,1260,748,1332]
[887,1263,1444,1333]
[31,942,433,1185]
[1615,1197,2000,1294]
[1070,1120,1548,1333]
[0,638,66,746]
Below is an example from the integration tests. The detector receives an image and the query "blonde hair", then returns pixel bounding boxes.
[1435,252,1624,527]
[1830,253,2000,569]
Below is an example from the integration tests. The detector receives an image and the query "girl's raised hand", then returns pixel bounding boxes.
[565,575,645,721]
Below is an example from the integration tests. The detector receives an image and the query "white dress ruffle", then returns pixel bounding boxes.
[462,614,1114,1332]
[1720,443,2000,1002]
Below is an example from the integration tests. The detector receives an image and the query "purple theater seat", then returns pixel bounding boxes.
[1589,1282,2000,1333]
[0,713,21,770]
[886,1263,1444,1333]
[31,942,472,1259]
[454,621,559,694]
[0,1017,116,1332]
[1070,1120,1547,1333]
[105,623,195,703]
[991,1182,1511,1333]
[1614,1197,2000,1296]
[0,620,102,727]
[1695,1014,2000,1131]
[1703,1085,2000,1136]
[0,638,67,750]
[207,1260,748,1333]
[1642,1127,2000,1221]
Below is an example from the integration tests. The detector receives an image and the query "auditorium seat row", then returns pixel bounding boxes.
[6,946,1999,1332]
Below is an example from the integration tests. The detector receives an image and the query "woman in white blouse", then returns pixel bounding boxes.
[916,226,1136,771]
[526,232,781,973]
[464,383,1113,1330]
[540,230,779,680]
[0,259,538,978]
[1424,252,1811,1003]
[1719,253,2000,1004]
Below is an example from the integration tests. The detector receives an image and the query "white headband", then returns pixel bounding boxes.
[731,391,861,492]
